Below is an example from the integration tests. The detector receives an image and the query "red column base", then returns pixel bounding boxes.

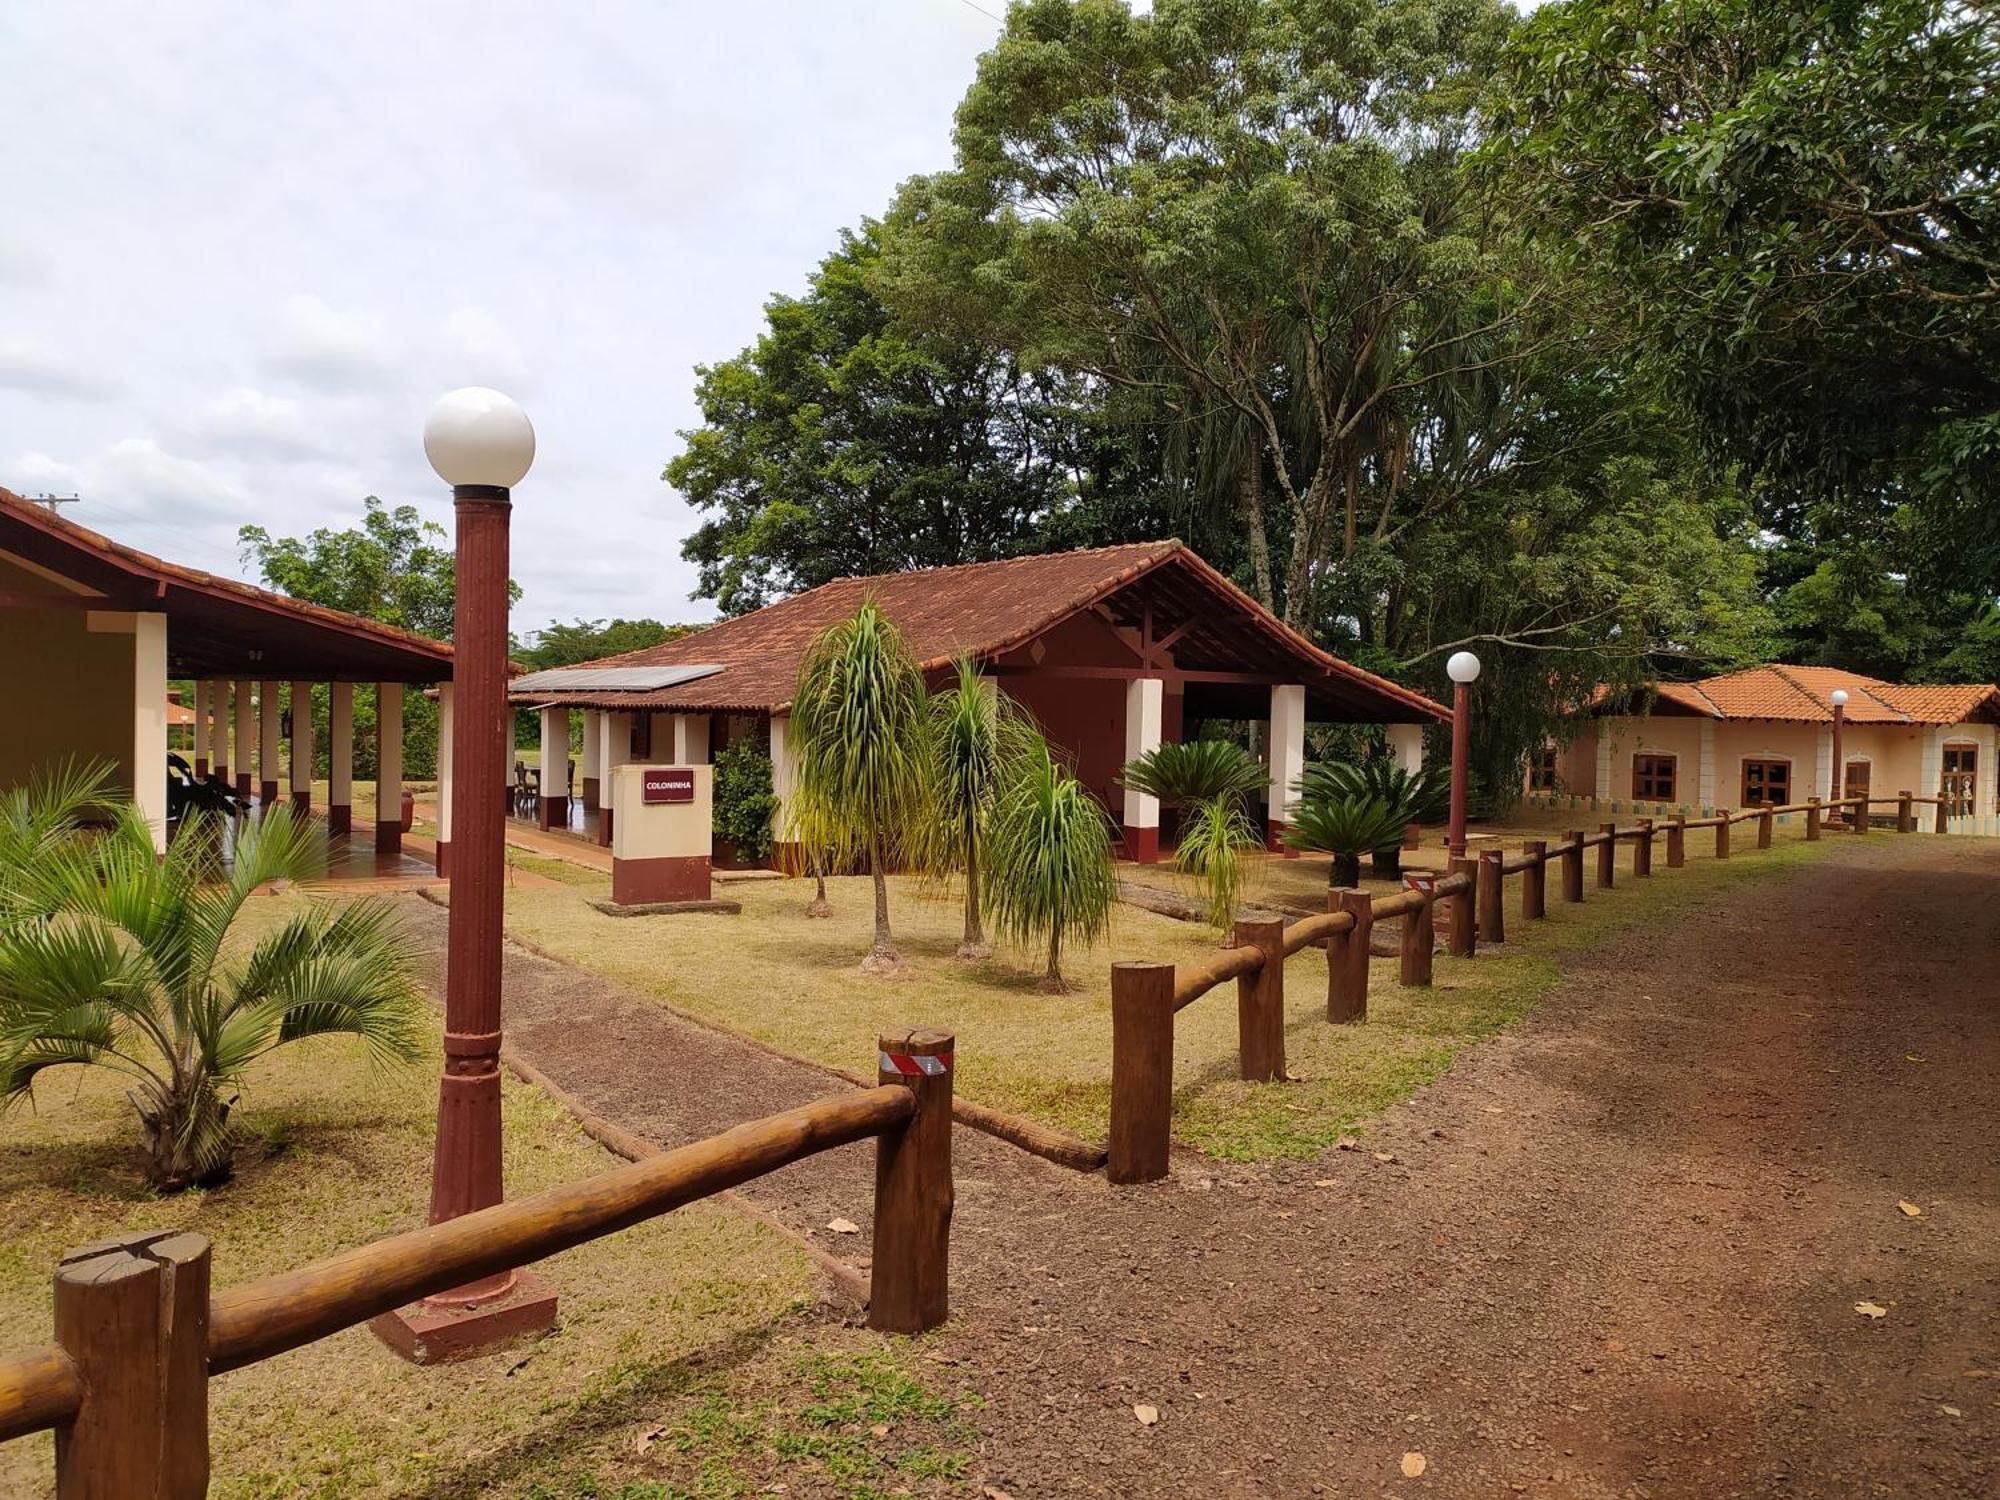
[582,777,599,812]
[538,796,564,831]
[195,758,208,778]
[1268,820,1298,857]
[369,1271,558,1365]
[435,839,451,878]
[260,780,280,807]
[292,790,310,813]
[375,821,402,855]
[236,774,252,798]
[327,804,351,836]
[612,854,711,905]
[598,807,614,848]
[1121,824,1160,864]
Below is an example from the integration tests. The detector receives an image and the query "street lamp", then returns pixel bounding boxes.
[1445,650,1481,858]
[1830,689,1848,824]
[374,388,556,1361]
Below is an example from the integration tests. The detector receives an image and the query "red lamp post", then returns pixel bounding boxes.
[372,388,557,1363]
[1829,689,1848,825]
[1445,651,1481,858]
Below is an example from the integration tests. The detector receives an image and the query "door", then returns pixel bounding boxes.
[1943,744,1978,817]
[1741,758,1790,807]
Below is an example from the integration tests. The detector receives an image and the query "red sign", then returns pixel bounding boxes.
[1402,872,1436,894]
[641,767,695,804]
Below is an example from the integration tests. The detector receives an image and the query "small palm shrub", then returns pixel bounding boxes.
[1117,739,1267,807]
[983,740,1117,992]
[0,767,424,1191]
[1171,795,1262,934]
[1283,789,1410,889]
[1300,759,1445,875]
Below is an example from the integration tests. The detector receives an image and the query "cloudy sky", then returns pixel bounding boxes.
[0,0,1006,633]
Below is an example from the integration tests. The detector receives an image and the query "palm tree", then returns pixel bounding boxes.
[916,656,1036,959]
[790,599,933,973]
[1283,785,1411,888]
[983,740,1117,993]
[1171,794,1262,934]
[1303,759,1447,876]
[784,781,843,919]
[0,769,424,1191]
[1119,738,1268,931]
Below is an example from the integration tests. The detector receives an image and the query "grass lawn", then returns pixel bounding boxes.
[0,892,985,1500]
[496,827,1832,1162]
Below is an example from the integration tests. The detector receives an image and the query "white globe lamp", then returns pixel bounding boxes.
[1446,650,1482,684]
[423,387,535,489]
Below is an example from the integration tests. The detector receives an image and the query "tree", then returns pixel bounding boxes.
[1119,739,1269,931]
[982,738,1117,992]
[917,657,1037,959]
[0,766,423,1190]
[518,618,695,668]
[1305,760,1448,877]
[1493,0,2000,590]
[667,221,1092,616]
[1283,781,1411,888]
[790,601,933,973]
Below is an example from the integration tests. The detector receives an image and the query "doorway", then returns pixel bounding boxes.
[1943,744,1978,817]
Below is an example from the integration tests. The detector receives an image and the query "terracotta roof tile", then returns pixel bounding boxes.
[1596,663,1998,726]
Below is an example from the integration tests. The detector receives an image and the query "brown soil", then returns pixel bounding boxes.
[400,833,1998,1497]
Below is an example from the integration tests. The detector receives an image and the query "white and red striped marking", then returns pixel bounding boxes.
[880,1049,952,1077]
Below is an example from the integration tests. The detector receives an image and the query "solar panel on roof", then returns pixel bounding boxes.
[508,664,725,692]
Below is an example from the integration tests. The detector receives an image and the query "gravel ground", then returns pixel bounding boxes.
[402,832,1998,1498]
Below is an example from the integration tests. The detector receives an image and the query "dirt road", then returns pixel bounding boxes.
[408,833,1998,1497]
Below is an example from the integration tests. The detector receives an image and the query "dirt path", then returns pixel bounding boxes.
[400,834,1998,1497]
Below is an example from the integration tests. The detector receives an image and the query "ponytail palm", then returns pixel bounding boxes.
[983,741,1116,993]
[791,599,933,973]
[0,779,424,1192]
[917,656,1036,959]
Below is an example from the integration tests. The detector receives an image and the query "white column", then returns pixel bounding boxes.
[207,680,230,780]
[328,683,354,834]
[1699,720,1718,808]
[1385,722,1425,776]
[434,683,453,870]
[1122,677,1164,862]
[538,705,568,827]
[233,678,255,796]
[289,681,313,809]
[132,614,169,852]
[1979,724,1997,820]
[375,682,403,853]
[1268,683,1307,835]
[1595,728,1614,803]
[673,713,711,765]
[257,679,281,804]
[581,707,603,810]
[1919,726,1944,805]
[1815,725,1834,803]
[596,710,634,847]
[770,712,800,850]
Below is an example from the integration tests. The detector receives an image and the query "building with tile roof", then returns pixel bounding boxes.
[1532,664,1999,822]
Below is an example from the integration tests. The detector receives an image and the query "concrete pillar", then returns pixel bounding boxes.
[1814,725,1834,803]
[132,614,168,853]
[257,680,281,808]
[327,683,354,836]
[1920,726,1944,806]
[1385,722,1425,776]
[193,679,210,777]
[538,705,568,830]
[1122,677,1164,863]
[608,763,713,906]
[1595,728,1614,804]
[1698,720,1718,810]
[289,682,313,811]
[597,710,632,847]
[1268,683,1306,852]
[233,678,255,798]
[581,708,603,811]
[434,684,453,876]
[375,682,403,855]
[206,680,230,783]
[770,712,800,867]
[673,713,711,765]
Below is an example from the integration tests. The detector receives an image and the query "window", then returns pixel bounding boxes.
[1843,760,1871,802]
[629,713,652,759]
[1530,745,1560,792]
[1632,753,1676,802]
[1944,744,1978,817]
[1741,758,1791,807]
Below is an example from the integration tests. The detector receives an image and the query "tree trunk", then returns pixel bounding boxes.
[957,824,991,959]
[861,827,901,973]
[137,1079,233,1193]
[1038,930,1068,994]
[1370,845,1403,878]
[1331,851,1362,888]
[806,850,832,918]
[1239,451,1275,612]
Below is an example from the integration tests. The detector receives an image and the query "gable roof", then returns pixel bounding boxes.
[511,540,1447,721]
[1604,664,2000,726]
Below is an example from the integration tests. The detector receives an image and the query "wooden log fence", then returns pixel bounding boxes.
[1105,790,1948,1185]
[0,1034,956,1494]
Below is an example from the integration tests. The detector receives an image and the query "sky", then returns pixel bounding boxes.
[0,0,1006,634]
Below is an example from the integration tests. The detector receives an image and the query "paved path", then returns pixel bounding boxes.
[402,833,1998,1497]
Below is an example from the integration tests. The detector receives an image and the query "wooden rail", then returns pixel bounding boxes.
[1106,784,1943,1185]
[0,1034,955,1494]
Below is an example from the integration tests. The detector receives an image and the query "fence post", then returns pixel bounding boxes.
[1400,882,1434,986]
[1715,811,1732,859]
[1561,830,1586,902]
[1234,914,1287,1083]
[1806,798,1821,841]
[1853,797,1869,835]
[1756,806,1773,850]
[1633,817,1654,876]
[1935,798,1948,835]
[869,1029,954,1333]
[1521,840,1547,920]
[1108,963,1174,1186]
[1447,856,1477,957]
[53,1231,211,1499]
[1327,888,1372,1025]
[1898,791,1913,833]
[1477,849,1505,944]
[1667,815,1686,868]
[1596,823,1616,889]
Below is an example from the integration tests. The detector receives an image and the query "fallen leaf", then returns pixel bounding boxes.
[1605,1339,1627,1354]
[632,1425,665,1455]
[1133,1404,1159,1426]
[982,1487,1017,1500]
[1905,1053,1927,1063]
[1855,1301,1887,1319]
[1941,1405,1962,1418]
[1401,1451,1428,1477]
[1897,1200,1924,1218]
[870,1423,892,1438]
[1373,1151,1399,1164]
[1312,1178,1340,1189]
[826,1218,860,1235]
[1963,1368,1994,1379]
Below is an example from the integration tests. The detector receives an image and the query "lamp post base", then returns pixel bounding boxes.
[369,1271,558,1365]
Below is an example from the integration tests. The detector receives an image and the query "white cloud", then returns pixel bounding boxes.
[441,307,527,389]
[0,236,54,287]
[196,386,320,459]
[264,294,391,392]
[0,336,116,400]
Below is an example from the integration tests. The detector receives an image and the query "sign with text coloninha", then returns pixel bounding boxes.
[641,767,695,804]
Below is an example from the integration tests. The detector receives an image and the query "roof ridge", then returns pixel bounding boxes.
[822,539,1182,589]
[1763,662,1832,716]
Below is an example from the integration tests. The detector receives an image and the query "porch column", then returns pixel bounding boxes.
[581,708,603,811]
[375,682,403,854]
[1595,731,1613,804]
[206,679,230,784]
[1919,726,1944,807]
[1385,723,1425,776]
[132,614,169,853]
[597,711,631,847]
[1815,725,1834,803]
[1698,720,1718,810]
[538,705,567,830]
[434,684,454,876]
[770,713,800,868]
[289,681,314,812]
[673,713,711,765]
[193,679,210,777]
[258,680,281,808]
[233,678,255,798]
[1122,677,1163,863]
[1268,683,1306,853]
[327,683,354,835]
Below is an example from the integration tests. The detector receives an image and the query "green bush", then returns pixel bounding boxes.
[714,738,778,864]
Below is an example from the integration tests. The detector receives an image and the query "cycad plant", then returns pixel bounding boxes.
[1119,738,1267,932]
[1283,782,1412,888]
[1302,759,1447,876]
[0,767,424,1191]
[1117,739,1269,807]
[790,599,933,974]
[915,656,1036,959]
[983,740,1117,993]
